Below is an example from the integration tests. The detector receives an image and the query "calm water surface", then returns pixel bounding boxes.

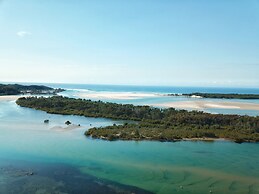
[1,84,259,193]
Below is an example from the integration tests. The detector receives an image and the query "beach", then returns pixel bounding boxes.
[0,95,22,101]
[154,100,259,111]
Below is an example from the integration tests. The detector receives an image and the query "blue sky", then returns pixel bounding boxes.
[1,0,259,87]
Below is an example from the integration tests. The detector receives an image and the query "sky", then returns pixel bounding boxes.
[0,0,259,87]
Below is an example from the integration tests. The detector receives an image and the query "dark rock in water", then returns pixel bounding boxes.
[44,120,49,124]
[65,121,71,125]
[234,138,244,144]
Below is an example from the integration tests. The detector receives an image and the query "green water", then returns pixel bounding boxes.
[0,99,259,193]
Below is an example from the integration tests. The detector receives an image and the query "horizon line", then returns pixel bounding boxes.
[1,81,259,89]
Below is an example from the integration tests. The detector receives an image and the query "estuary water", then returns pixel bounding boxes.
[0,84,259,193]
[50,83,259,116]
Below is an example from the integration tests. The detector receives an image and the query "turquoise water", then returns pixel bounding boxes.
[0,101,259,193]
[54,84,259,116]
[1,84,259,193]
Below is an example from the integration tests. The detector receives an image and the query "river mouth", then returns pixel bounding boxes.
[1,99,259,194]
[0,159,152,194]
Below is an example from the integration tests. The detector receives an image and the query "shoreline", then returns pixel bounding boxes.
[153,100,259,111]
[0,95,23,101]
[87,134,255,143]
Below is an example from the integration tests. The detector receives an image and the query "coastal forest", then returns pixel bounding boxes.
[0,84,64,95]
[181,93,259,99]
[16,96,259,143]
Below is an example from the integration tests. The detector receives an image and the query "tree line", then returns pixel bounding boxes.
[182,92,259,99]
[16,96,259,142]
[0,84,64,95]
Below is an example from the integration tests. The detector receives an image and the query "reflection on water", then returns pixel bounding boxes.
[0,100,259,193]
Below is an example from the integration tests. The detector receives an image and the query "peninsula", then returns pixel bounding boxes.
[16,96,259,143]
[0,84,64,96]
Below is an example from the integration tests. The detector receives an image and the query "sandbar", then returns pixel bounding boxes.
[154,101,259,111]
[0,95,22,101]
[50,124,80,131]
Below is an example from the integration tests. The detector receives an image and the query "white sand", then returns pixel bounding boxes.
[154,101,259,111]
[204,103,240,109]
[0,95,22,101]
[78,92,157,100]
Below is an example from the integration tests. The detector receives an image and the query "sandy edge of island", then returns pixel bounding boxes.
[153,101,259,111]
[0,95,23,101]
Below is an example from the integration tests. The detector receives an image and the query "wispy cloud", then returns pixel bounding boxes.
[16,31,32,37]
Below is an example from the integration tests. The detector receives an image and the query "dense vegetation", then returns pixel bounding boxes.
[16,96,259,143]
[0,84,64,95]
[181,92,259,99]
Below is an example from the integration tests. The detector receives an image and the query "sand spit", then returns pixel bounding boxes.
[0,95,22,101]
[154,101,259,111]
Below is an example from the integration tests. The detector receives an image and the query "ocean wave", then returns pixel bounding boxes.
[65,88,92,92]
[75,91,160,100]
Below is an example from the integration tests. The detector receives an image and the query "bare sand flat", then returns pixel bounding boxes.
[154,101,259,111]
[78,92,157,100]
[0,95,22,101]
[50,124,81,131]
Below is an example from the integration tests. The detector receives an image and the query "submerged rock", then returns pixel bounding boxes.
[44,120,49,124]
[65,121,71,125]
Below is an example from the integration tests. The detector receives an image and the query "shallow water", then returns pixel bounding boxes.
[0,99,259,194]
[0,159,151,194]
[52,84,259,116]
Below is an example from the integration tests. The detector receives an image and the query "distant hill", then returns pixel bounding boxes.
[0,84,64,95]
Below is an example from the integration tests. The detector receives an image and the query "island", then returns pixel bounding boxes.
[168,92,259,99]
[16,96,259,143]
[0,84,64,95]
